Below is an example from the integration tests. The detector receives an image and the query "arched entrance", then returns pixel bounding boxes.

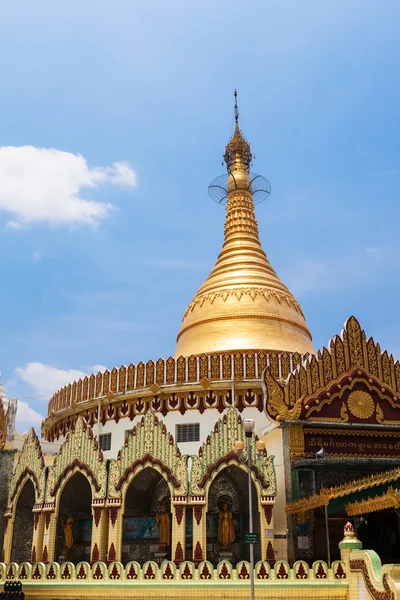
[207,465,260,566]
[122,468,171,565]
[11,479,35,563]
[55,472,92,563]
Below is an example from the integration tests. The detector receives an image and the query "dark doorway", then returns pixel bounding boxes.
[123,468,171,565]
[357,511,400,564]
[207,465,260,566]
[11,479,35,563]
[55,472,92,564]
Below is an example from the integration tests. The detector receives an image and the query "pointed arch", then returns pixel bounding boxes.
[45,417,107,504]
[7,428,45,514]
[108,410,189,502]
[190,408,276,498]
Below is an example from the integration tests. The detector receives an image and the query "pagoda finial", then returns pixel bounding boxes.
[224,90,252,173]
[234,89,239,125]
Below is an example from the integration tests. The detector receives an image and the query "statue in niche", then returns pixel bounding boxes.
[62,515,74,549]
[156,502,171,550]
[218,499,235,549]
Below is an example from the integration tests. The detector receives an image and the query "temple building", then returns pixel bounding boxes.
[2,96,400,599]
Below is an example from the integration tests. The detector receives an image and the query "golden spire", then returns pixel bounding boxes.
[223,90,253,173]
[175,93,314,357]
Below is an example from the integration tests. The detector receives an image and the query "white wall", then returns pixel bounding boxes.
[95,405,269,460]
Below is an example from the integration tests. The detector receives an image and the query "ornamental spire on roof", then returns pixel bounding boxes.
[223,90,253,173]
[175,92,314,357]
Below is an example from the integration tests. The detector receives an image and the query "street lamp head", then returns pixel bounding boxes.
[243,418,255,436]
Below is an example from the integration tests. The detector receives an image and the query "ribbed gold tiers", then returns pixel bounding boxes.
[175,109,313,357]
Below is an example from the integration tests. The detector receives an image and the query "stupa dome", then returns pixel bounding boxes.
[175,93,313,357]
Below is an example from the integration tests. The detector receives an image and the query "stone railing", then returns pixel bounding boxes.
[47,350,307,416]
[1,559,345,583]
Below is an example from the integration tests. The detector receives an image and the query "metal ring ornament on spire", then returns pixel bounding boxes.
[208,171,271,205]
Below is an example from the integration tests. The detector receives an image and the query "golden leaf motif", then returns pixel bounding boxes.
[347,317,363,367]
[376,403,385,424]
[347,390,374,420]
[245,353,256,379]
[367,338,378,376]
[166,357,175,384]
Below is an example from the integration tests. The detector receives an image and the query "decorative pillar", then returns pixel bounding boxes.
[31,510,45,563]
[260,499,275,566]
[191,501,206,564]
[171,501,186,565]
[2,515,13,564]
[42,508,57,563]
[90,503,108,563]
[106,504,123,564]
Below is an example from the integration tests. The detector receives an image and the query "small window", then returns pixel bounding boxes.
[99,433,112,451]
[176,423,200,443]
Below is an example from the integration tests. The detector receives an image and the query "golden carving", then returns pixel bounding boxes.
[347,316,363,367]
[211,353,220,379]
[103,370,110,395]
[111,368,118,392]
[200,377,211,389]
[222,353,231,379]
[95,373,102,397]
[145,361,155,387]
[346,486,400,516]
[281,352,290,379]
[347,390,374,419]
[285,467,400,514]
[156,359,164,385]
[127,364,135,390]
[149,383,161,395]
[119,365,126,393]
[264,369,302,421]
[246,352,256,379]
[166,357,175,383]
[177,356,185,383]
[234,352,244,378]
[136,363,145,388]
[335,337,346,375]
[199,354,208,379]
[367,337,378,376]
[89,375,95,400]
[288,425,305,460]
[188,355,197,382]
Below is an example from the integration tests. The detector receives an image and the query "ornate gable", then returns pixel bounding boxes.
[45,417,107,502]
[7,428,46,512]
[190,408,276,496]
[264,316,400,425]
[108,410,189,499]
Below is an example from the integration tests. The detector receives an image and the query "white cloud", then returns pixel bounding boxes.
[15,362,110,400]
[0,146,136,228]
[16,400,44,433]
[32,250,42,262]
[91,364,108,374]
[15,362,88,399]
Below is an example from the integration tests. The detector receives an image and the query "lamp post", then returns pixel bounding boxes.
[235,418,265,600]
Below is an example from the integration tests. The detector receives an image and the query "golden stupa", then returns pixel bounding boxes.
[175,93,313,357]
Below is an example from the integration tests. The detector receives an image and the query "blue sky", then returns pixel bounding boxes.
[1,0,399,430]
